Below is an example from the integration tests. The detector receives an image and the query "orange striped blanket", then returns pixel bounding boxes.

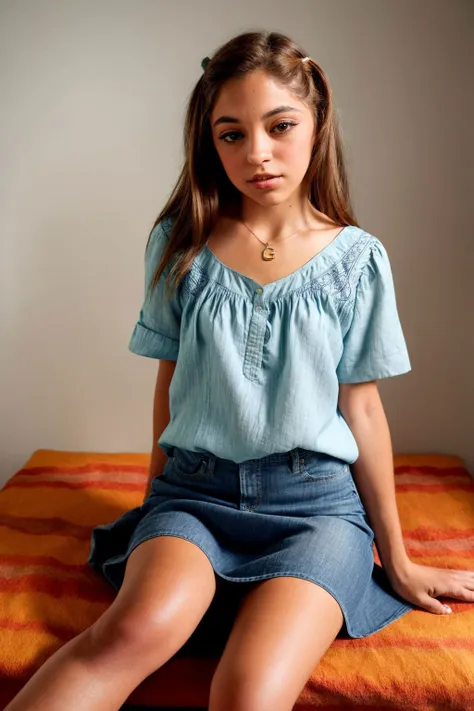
[0,450,473,710]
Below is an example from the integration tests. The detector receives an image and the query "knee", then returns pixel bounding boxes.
[87,604,177,658]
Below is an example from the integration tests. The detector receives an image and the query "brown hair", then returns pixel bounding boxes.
[146,29,359,303]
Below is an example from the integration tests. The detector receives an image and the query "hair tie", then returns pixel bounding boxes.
[201,54,310,72]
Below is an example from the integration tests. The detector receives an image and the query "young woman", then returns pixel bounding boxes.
[7,29,473,711]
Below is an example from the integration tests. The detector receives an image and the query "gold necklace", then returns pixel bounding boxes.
[242,221,304,261]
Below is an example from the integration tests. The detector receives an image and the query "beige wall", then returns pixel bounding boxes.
[1,0,473,485]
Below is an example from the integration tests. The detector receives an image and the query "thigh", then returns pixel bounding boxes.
[209,576,344,711]
[90,535,217,657]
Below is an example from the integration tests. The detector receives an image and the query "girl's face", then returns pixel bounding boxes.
[210,70,316,206]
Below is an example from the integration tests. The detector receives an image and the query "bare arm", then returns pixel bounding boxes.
[338,381,410,577]
[144,359,176,501]
[338,384,474,615]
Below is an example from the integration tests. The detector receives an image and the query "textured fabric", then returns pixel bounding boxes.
[129,217,411,463]
[88,445,416,640]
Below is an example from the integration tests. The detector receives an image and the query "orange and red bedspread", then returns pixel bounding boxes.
[0,450,473,710]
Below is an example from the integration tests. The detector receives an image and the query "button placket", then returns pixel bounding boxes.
[242,287,267,382]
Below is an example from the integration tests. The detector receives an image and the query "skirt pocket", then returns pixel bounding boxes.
[294,449,367,516]
[298,448,350,482]
[167,447,214,482]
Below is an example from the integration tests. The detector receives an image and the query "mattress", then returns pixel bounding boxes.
[0,450,473,710]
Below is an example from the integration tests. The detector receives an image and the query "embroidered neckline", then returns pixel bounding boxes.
[203,225,351,289]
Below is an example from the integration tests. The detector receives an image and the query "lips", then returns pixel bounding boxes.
[250,174,279,182]
[250,175,282,189]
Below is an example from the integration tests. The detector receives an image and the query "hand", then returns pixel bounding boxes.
[386,560,474,614]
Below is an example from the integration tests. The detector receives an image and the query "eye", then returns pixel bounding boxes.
[219,121,298,144]
[273,121,297,134]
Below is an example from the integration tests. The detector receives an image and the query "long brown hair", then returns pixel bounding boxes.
[146,30,359,303]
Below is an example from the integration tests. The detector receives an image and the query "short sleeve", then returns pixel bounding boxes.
[128,218,182,360]
[336,238,411,383]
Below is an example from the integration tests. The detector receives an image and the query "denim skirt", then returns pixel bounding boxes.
[88,446,415,648]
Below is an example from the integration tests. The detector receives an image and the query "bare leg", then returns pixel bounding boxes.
[209,576,344,711]
[4,536,217,711]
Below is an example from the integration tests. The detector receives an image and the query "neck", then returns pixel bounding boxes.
[228,190,334,242]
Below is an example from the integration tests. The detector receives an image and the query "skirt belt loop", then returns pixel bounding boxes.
[290,447,304,474]
[207,454,217,475]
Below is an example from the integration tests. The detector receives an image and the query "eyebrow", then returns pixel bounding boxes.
[212,105,303,128]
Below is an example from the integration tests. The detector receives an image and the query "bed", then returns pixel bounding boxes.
[0,449,473,710]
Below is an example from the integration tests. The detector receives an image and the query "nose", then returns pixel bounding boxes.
[246,130,272,165]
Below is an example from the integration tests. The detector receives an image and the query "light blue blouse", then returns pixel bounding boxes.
[129,216,411,464]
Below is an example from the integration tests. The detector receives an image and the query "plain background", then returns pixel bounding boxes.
[1,0,473,486]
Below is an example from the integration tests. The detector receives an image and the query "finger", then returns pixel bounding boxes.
[447,569,474,581]
[435,583,474,601]
[461,575,474,589]
[448,588,474,602]
[419,596,452,615]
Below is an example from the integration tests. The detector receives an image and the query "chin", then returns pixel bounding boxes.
[240,184,288,204]
[246,194,284,208]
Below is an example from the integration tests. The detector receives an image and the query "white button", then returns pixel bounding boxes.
[255,306,262,312]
